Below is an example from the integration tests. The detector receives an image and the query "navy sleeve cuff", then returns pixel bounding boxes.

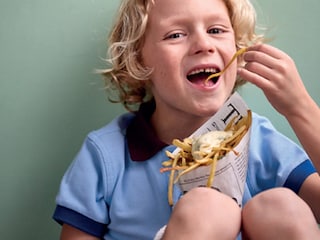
[53,205,107,238]
[284,160,316,194]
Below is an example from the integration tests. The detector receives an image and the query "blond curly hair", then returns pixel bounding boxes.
[101,0,264,112]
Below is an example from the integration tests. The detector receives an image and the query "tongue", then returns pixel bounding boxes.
[188,72,214,86]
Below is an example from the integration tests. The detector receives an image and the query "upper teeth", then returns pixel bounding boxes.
[188,68,218,76]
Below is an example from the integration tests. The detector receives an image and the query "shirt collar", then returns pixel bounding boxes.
[127,100,168,161]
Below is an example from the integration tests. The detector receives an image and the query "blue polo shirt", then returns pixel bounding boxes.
[53,100,316,239]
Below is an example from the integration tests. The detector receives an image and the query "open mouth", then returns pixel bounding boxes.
[187,67,221,85]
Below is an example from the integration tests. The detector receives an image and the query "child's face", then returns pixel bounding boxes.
[142,0,237,120]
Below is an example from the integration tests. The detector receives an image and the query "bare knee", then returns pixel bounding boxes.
[163,187,241,240]
[243,188,297,218]
[242,188,319,240]
[174,187,240,220]
[243,188,312,222]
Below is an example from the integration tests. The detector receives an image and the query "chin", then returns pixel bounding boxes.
[195,107,220,118]
[203,99,227,113]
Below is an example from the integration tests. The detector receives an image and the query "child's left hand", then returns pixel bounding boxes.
[237,44,310,118]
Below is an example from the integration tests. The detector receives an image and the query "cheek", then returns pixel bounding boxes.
[150,67,172,90]
[141,40,158,68]
[152,56,181,81]
[142,44,184,83]
[222,64,238,89]
[150,64,179,96]
[141,51,153,69]
[229,73,237,88]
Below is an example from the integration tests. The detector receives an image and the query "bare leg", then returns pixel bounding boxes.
[242,187,320,240]
[162,187,241,240]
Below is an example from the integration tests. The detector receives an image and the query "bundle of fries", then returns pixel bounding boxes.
[161,110,252,205]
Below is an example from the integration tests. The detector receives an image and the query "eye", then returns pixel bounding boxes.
[164,32,186,40]
[208,28,224,34]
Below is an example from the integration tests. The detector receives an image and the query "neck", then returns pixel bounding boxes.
[151,107,209,144]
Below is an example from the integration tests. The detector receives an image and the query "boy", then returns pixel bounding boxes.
[53,0,320,239]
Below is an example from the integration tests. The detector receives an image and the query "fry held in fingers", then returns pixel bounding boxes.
[205,48,247,84]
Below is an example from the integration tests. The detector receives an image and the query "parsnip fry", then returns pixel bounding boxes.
[161,110,252,205]
[205,48,247,84]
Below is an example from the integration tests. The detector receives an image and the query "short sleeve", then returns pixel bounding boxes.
[245,113,316,196]
[53,136,109,237]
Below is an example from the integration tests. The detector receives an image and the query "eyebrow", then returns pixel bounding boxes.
[159,13,231,28]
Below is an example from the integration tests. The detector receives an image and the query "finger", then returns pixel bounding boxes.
[244,44,293,72]
[243,50,278,70]
[237,67,273,91]
[244,60,278,82]
[247,44,287,60]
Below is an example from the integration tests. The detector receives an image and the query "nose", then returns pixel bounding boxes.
[190,31,215,55]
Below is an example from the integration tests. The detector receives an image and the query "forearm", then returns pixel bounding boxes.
[285,97,320,173]
[60,224,100,240]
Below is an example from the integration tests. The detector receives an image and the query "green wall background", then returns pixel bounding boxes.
[0,0,319,239]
